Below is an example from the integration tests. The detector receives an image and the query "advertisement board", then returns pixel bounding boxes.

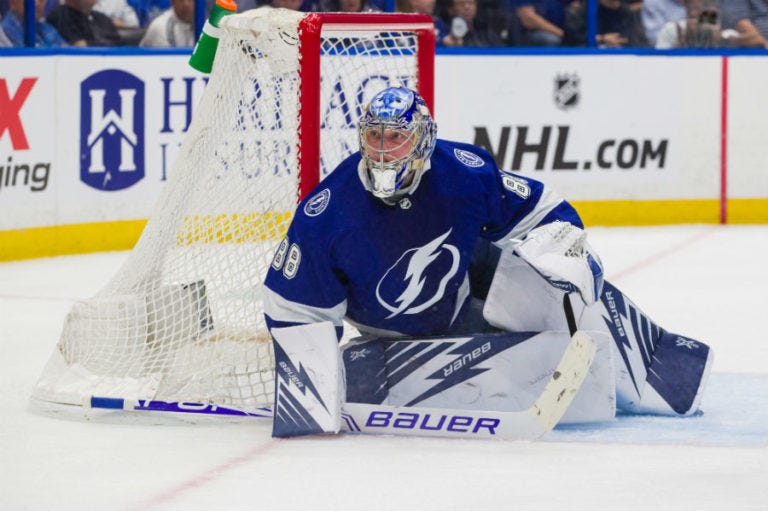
[0,52,766,260]
[1,55,206,232]
[436,55,722,202]
[727,56,768,201]
[1,59,58,228]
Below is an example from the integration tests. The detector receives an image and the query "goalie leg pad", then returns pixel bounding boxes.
[587,281,713,416]
[271,322,343,437]
[342,338,388,405]
[483,256,713,417]
[342,330,615,424]
[483,251,570,333]
[622,331,713,416]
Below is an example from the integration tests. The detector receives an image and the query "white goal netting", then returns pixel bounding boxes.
[32,9,434,411]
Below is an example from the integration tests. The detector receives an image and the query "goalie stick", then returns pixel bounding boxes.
[86,296,596,440]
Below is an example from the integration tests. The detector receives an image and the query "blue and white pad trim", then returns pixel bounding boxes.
[271,322,343,437]
[342,330,615,424]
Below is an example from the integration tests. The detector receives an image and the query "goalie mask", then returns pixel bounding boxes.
[358,87,437,202]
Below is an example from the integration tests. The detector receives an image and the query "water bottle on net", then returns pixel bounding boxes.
[188,0,239,74]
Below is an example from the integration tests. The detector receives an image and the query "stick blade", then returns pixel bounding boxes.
[526,331,597,435]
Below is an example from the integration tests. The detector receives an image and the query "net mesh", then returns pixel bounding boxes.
[33,8,427,409]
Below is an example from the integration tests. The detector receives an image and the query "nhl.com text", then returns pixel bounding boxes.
[474,125,669,173]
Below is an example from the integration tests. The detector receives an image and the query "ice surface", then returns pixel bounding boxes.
[1,225,766,511]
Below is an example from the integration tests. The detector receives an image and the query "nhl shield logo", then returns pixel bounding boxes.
[554,73,579,110]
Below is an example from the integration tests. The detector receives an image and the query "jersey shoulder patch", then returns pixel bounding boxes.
[303,188,331,217]
[452,147,486,168]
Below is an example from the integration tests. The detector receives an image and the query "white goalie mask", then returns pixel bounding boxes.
[358,87,437,202]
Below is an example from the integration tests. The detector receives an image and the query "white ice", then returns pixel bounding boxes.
[1,225,766,511]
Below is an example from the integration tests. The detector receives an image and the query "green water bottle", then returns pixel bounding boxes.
[189,0,239,74]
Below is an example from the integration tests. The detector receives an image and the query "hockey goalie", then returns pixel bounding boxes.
[263,86,713,439]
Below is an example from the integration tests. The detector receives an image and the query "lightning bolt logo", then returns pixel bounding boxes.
[601,282,663,397]
[376,229,460,319]
[402,334,527,406]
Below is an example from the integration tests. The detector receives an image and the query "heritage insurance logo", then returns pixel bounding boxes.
[80,69,145,191]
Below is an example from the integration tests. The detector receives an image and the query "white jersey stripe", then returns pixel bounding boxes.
[496,188,566,244]
[263,286,346,327]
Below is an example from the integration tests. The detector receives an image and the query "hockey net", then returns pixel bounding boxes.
[32,9,435,412]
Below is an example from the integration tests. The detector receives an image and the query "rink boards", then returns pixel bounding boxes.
[1,52,767,260]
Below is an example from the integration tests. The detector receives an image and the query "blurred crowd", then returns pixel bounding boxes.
[1,0,768,49]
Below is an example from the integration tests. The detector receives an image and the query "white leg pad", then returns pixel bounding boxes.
[483,248,713,417]
[343,330,616,424]
[271,322,343,437]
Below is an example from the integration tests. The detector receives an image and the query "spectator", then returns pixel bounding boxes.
[127,0,169,26]
[396,0,450,46]
[95,0,140,27]
[563,0,647,47]
[2,0,67,46]
[596,0,647,47]
[440,0,504,46]
[319,0,377,11]
[238,0,257,10]
[720,0,768,48]
[477,0,514,44]
[43,0,56,15]
[0,24,10,46]
[655,0,732,48]
[512,0,578,46]
[641,0,685,46]
[269,0,303,8]
[47,0,124,45]
[139,0,192,46]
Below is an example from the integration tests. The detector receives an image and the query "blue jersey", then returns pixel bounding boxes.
[1,12,67,47]
[264,139,581,339]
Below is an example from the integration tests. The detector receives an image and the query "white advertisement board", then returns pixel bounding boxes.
[727,56,768,200]
[1,55,207,231]
[0,52,766,258]
[0,58,58,228]
[435,55,722,201]
[55,56,208,227]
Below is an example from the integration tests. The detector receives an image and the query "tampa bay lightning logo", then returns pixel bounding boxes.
[453,149,484,168]
[80,69,145,191]
[376,229,460,318]
[304,188,331,217]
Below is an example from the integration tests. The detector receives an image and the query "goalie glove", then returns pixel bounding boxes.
[514,222,604,306]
